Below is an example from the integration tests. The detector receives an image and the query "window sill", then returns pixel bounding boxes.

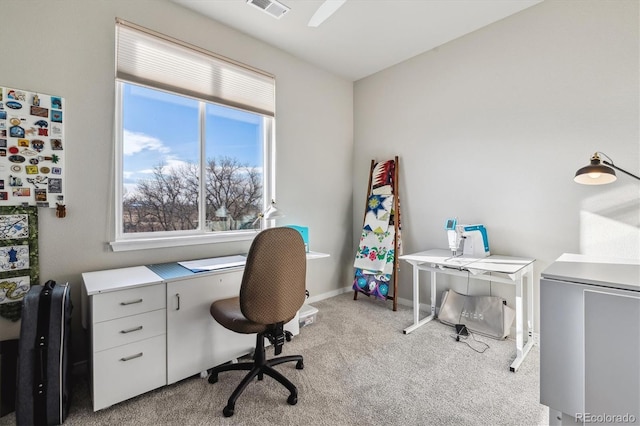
[110,231,257,252]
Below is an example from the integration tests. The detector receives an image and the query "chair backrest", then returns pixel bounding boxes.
[240,227,307,325]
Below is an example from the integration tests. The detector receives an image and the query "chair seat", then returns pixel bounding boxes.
[210,297,268,335]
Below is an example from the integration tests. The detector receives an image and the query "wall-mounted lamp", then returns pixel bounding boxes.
[574,152,640,185]
[251,200,284,228]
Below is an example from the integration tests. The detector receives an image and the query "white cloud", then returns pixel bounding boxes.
[137,156,192,175]
[165,157,191,171]
[123,129,170,156]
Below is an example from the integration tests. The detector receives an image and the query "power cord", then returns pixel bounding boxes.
[450,325,490,354]
[454,272,489,353]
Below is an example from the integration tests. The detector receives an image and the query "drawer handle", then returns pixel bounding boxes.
[120,298,143,306]
[120,326,143,334]
[120,352,143,362]
[176,293,180,311]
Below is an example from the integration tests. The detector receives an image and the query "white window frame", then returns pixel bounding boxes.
[110,20,276,252]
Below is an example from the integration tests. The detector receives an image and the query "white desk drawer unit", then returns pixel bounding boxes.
[92,284,166,323]
[92,308,166,352]
[92,335,166,411]
[83,267,168,411]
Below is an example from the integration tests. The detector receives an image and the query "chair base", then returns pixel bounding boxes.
[208,332,303,417]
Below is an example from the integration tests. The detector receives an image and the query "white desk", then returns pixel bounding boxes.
[399,249,535,372]
[82,251,329,411]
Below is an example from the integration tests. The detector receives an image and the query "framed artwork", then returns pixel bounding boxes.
[0,86,65,208]
[0,206,38,322]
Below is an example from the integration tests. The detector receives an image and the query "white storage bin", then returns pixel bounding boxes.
[299,304,318,328]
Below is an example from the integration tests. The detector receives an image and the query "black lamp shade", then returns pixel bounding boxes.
[574,157,617,185]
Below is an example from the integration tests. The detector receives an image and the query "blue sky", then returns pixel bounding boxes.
[122,83,263,193]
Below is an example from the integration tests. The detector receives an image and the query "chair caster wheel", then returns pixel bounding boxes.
[287,394,297,405]
[208,373,218,384]
[223,405,234,417]
[296,360,304,370]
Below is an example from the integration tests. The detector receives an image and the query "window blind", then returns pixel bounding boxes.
[115,19,275,117]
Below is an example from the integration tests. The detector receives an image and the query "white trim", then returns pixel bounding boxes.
[310,287,431,312]
[114,82,124,240]
[306,285,352,304]
[110,231,256,252]
[263,116,276,228]
[113,84,274,246]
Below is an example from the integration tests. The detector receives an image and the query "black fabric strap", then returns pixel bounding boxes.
[33,281,55,425]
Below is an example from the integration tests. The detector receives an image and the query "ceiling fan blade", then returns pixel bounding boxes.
[308,0,347,27]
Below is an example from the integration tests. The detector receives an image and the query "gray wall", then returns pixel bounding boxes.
[353,0,640,329]
[0,0,354,362]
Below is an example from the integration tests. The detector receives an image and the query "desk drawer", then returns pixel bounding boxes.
[92,284,165,323]
[92,335,166,411]
[93,309,166,352]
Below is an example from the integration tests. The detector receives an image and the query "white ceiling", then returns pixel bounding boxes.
[170,0,543,81]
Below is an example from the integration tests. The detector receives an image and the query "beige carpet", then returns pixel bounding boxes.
[1,292,548,425]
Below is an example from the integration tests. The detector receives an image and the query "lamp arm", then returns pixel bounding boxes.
[602,160,640,181]
[251,213,263,227]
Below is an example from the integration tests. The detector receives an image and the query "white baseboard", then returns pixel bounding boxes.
[306,288,542,348]
[396,296,432,312]
[308,287,433,313]
[305,286,353,305]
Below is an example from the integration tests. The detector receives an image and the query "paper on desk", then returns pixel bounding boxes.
[442,256,482,268]
[178,255,247,272]
[467,256,534,274]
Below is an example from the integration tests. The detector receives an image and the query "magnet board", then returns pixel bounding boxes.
[0,87,65,208]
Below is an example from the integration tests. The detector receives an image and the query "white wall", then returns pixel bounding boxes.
[0,0,354,361]
[353,0,640,328]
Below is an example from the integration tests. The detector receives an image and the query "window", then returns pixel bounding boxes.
[111,20,275,251]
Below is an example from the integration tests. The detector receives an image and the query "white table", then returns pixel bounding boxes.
[399,249,535,372]
[82,251,329,411]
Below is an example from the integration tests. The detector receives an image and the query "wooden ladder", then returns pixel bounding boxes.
[353,156,401,311]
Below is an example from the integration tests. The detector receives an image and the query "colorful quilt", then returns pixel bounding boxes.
[354,227,395,273]
[371,159,395,195]
[353,159,400,300]
[363,194,393,234]
[353,269,391,299]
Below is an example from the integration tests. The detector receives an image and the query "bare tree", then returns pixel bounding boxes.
[123,157,262,233]
[205,157,262,227]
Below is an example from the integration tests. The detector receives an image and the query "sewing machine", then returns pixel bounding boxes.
[445,218,490,257]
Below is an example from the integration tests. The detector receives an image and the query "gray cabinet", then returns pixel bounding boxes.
[540,255,640,425]
[584,290,639,421]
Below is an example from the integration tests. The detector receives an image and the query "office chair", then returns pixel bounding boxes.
[208,227,307,417]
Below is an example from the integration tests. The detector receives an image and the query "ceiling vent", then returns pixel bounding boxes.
[246,0,290,19]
